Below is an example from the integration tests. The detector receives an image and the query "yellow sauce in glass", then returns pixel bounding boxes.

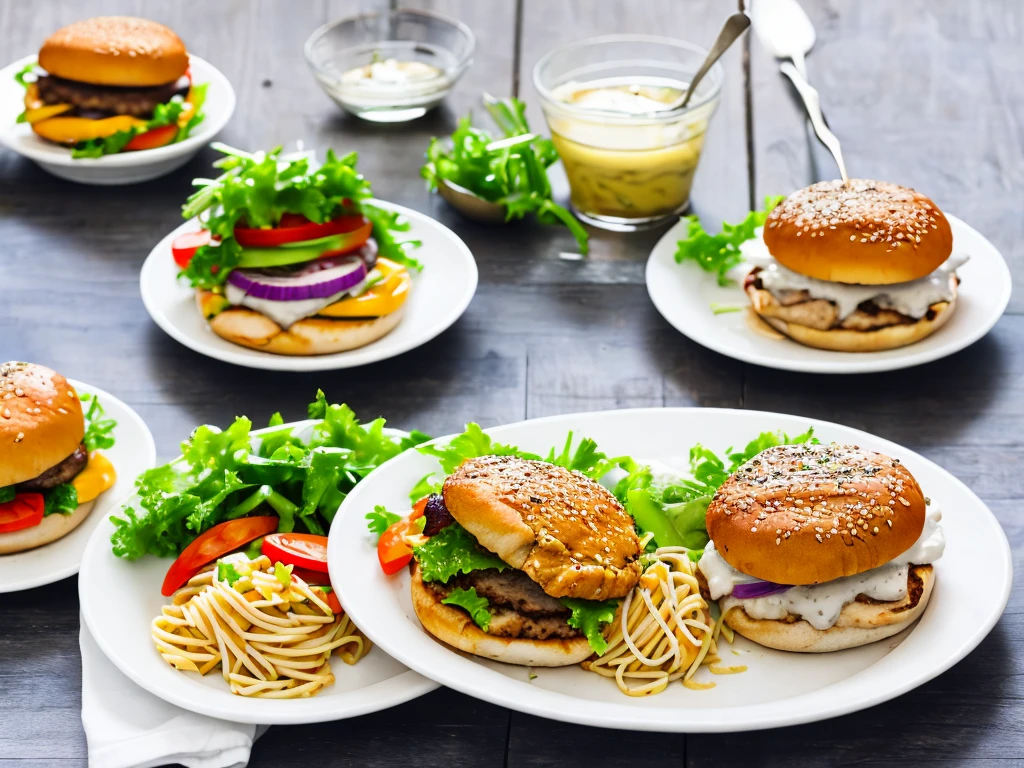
[545,79,715,224]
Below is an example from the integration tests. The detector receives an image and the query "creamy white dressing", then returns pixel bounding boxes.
[698,506,945,630]
[752,254,968,321]
[341,58,441,86]
[553,81,684,114]
[223,267,377,329]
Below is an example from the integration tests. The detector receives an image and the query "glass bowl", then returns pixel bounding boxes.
[304,8,474,123]
[534,34,723,230]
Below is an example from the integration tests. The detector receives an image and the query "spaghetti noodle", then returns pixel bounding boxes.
[152,554,369,698]
[583,545,745,696]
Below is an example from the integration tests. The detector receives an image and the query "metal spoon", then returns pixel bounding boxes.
[750,0,816,79]
[779,62,849,184]
[437,177,507,223]
[673,13,751,109]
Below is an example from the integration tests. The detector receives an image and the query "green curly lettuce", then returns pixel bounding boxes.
[413,523,508,583]
[441,587,492,631]
[561,597,620,656]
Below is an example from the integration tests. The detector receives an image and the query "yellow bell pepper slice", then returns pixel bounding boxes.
[318,258,411,318]
[31,114,145,144]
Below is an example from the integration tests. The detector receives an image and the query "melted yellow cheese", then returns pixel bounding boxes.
[318,258,411,318]
[72,452,116,503]
[31,114,145,144]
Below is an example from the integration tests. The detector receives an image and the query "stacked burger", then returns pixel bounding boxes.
[745,180,965,351]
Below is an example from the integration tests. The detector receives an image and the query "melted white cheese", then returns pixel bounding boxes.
[698,506,945,630]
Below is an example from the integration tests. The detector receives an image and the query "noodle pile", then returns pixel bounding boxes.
[152,554,369,698]
[583,545,745,696]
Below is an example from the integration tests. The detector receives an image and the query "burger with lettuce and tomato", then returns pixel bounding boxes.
[14,16,206,158]
[172,144,422,356]
[0,362,117,554]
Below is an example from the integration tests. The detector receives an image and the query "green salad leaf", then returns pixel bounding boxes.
[413,523,508,583]
[14,62,37,88]
[110,392,429,560]
[43,484,78,516]
[441,587,492,631]
[80,393,117,451]
[70,89,207,159]
[674,195,784,285]
[561,597,620,656]
[616,427,818,553]
[217,561,243,586]
[365,505,402,541]
[422,95,589,255]
[180,145,422,288]
[0,486,15,504]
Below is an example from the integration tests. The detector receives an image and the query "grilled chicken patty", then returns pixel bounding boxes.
[17,443,87,491]
[426,568,580,640]
[36,74,189,118]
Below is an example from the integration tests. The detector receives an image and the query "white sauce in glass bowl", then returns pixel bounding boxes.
[699,506,945,630]
[341,58,441,86]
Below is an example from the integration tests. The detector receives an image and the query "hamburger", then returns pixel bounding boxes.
[698,443,945,652]
[175,144,421,356]
[745,180,965,352]
[16,17,206,157]
[410,455,642,666]
[0,362,117,554]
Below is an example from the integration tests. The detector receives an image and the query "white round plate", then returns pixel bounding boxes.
[0,381,155,593]
[329,407,1012,732]
[79,419,437,724]
[0,54,235,185]
[140,202,478,371]
[646,214,1012,373]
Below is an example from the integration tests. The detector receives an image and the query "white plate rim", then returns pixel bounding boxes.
[645,213,1012,374]
[329,406,1013,732]
[139,201,479,371]
[78,418,438,724]
[0,380,156,593]
[0,54,236,167]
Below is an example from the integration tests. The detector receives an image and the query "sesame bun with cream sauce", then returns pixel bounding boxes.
[706,443,927,586]
[38,17,188,87]
[763,180,953,285]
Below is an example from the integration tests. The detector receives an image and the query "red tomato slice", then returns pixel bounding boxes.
[124,124,178,152]
[290,565,330,586]
[161,516,279,596]
[0,493,44,533]
[171,229,213,268]
[377,504,427,576]
[325,590,342,614]
[262,533,330,573]
[233,215,371,248]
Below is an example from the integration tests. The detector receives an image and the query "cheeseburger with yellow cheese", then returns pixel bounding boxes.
[15,16,206,157]
[174,144,422,356]
[0,362,117,554]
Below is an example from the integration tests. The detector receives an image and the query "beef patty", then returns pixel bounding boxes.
[17,443,88,491]
[427,568,580,640]
[36,74,189,118]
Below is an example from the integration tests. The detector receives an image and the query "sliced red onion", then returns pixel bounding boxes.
[227,256,366,301]
[731,580,791,599]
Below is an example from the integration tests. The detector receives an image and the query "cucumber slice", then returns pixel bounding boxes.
[237,234,345,268]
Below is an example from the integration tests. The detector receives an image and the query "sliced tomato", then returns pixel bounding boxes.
[0,493,44,534]
[325,590,343,614]
[161,516,279,596]
[262,533,329,573]
[290,565,330,586]
[234,214,371,249]
[124,124,179,152]
[377,503,427,576]
[171,229,213,268]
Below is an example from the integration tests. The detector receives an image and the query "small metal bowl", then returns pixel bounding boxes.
[436,178,507,223]
[304,8,474,123]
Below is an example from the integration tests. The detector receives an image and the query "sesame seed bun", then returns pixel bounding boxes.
[723,564,934,652]
[0,499,95,555]
[706,443,927,586]
[763,180,953,285]
[0,362,84,487]
[196,290,405,356]
[38,17,188,87]
[442,456,642,600]
[746,281,957,352]
[410,563,595,667]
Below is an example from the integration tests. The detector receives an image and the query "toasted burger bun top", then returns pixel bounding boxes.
[443,455,642,600]
[0,362,84,487]
[39,17,188,87]
[706,443,926,586]
[763,180,953,285]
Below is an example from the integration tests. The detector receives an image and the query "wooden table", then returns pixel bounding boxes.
[2,1,1021,765]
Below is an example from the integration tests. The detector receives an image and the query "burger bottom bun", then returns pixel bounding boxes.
[196,291,404,356]
[410,565,594,667]
[0,500,95,555]
[746,283,955,352]
[723,565,935,653]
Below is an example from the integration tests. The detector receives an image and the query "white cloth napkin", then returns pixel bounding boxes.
[80,620,266,768]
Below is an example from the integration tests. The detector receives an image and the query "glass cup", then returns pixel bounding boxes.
[534,35,723,231]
